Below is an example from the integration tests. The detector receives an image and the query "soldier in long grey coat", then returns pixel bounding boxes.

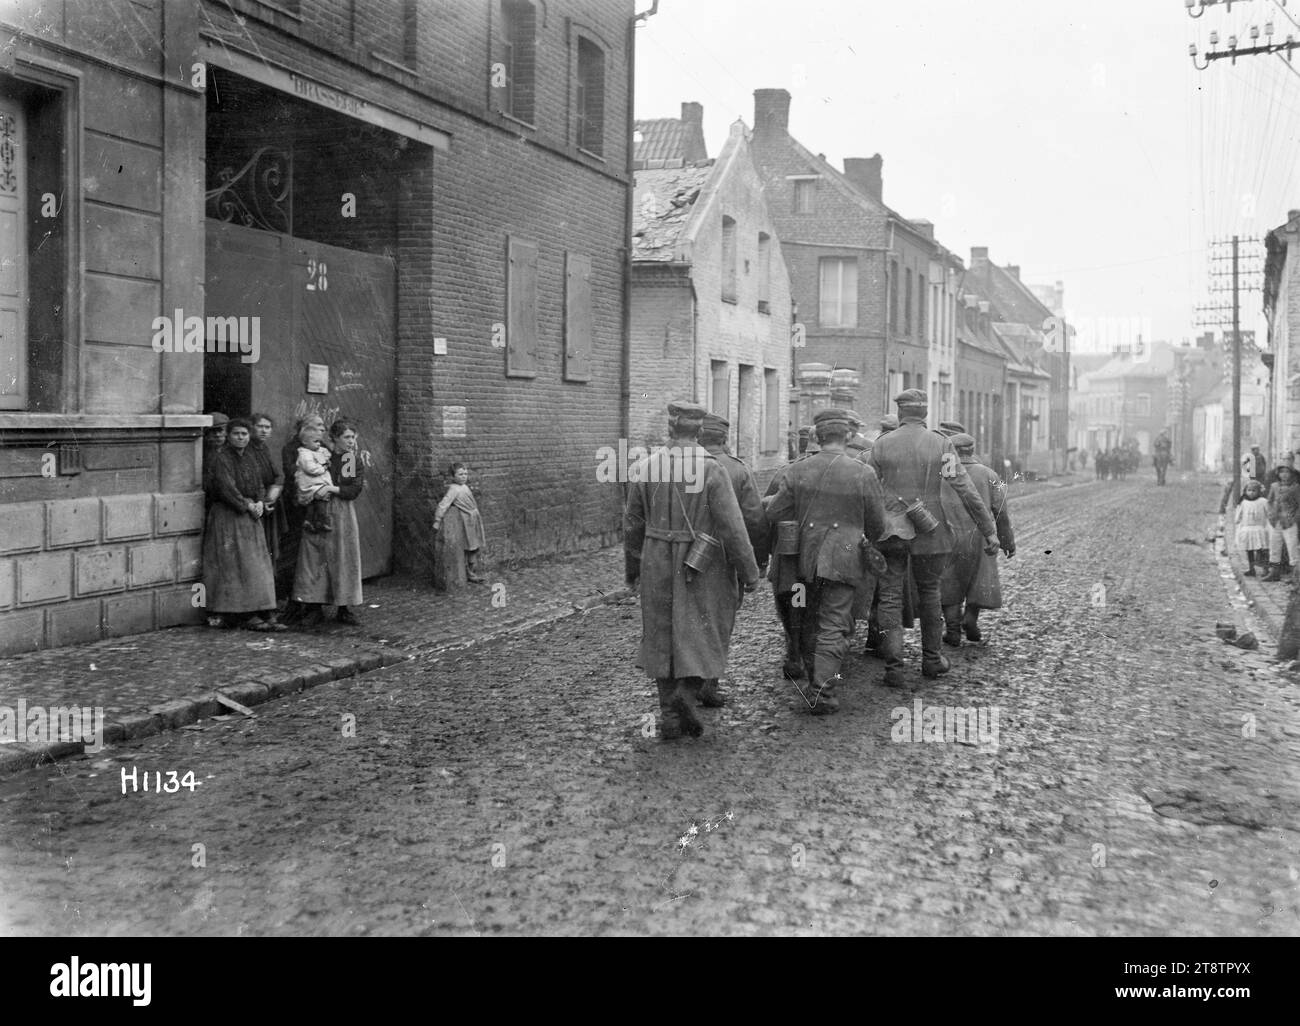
[624,401,760,739]
[868,390,997,686]
[697,412,768,708]
[940,433,1016,646]
[765,408,887,714]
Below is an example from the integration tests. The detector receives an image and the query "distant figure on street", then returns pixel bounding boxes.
[434,462,487,587]
[868,389,997,686]
[765,408,887,714]
[1152,430,1173,486]
[624,400,759,740]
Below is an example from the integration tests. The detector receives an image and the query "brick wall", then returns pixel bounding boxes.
[629,268,695,448]
[199,0,637,571]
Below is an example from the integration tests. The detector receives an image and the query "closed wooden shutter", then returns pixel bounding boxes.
[507,236,538,378]
[564,251,591,382]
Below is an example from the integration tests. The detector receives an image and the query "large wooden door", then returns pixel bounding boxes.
[206,222,396,577]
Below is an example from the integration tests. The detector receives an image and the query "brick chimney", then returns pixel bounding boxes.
[1006,265,1020,280]
[970,246,989,264]
[910,219,935,239]
[680,101,708,163]
[754,88,791,137]
[843,155,883,202]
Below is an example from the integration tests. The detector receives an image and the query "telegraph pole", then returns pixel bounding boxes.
[1233,236,1241,507]
[1196,236,1262,504]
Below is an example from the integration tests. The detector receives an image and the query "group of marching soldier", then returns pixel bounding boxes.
[623,389,1016,740]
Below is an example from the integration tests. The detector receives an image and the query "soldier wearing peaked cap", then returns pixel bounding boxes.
[877,414,899,438]
[939,433,1015,647]
[696,412,768,709]
[936,420,965,438]
[867,390,997,686]
[844,410,874,463]
[624,400,760,739]
[765,407,888,714]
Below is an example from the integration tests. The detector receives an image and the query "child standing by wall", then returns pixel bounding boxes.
[1235,480,1270,576]
[295,433,334,533]
[1267,459,1300,581]
[434,462,486,588]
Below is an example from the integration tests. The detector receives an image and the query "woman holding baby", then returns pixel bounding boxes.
[291,417,366,627]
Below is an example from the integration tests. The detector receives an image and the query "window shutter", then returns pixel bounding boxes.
[564,251,592,382]
[507,236,538,378]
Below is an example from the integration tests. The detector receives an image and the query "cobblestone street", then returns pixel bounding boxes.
[1,476,1297,936]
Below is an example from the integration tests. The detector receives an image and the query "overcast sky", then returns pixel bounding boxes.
[634,0,1300,349]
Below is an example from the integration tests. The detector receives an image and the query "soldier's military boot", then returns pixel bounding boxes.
[1266,564,1284,582]
[698,678,726,708]
[804,673,840,716]
[656,678,683,740]
[670,678,705,738]
[942,604,964,647]
[880,628,906,688]
[962,608,982,643]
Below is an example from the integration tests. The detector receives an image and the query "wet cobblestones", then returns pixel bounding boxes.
[0,476,1297,936]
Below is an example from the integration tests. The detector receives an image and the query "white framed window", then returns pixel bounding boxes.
[819,257,858,327]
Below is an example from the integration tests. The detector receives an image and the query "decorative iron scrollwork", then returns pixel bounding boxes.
[204,145,292,233]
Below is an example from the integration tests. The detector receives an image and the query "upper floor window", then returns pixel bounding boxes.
[575,36,605,155]
[889,260,899,333]
[496,0,536,124]
[1136,393,1151,417]
[819,257,858,328]
[367,0,418,69]
[793,178,814,214]
[918,274,927,340]
[757,232,771,314]
[721,216,738,304]
[904,267,913,336]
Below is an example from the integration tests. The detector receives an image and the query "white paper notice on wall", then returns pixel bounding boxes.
[306,363,329,394]
[443,406,467,438]
[434,337,448,355]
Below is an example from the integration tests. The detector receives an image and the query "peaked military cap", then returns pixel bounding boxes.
[879,414,899,431]
[894,388,928,407]
[813,407,853,428]
[950,433,976,450]
[667,400,708,423]
[937,420,965,436]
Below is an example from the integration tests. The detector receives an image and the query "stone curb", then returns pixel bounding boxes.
[0,589,634,778]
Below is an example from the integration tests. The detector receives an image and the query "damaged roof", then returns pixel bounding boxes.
[631,163,713,261]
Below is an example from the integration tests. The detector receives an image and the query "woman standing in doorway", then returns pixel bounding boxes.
[294,418,365,627]
[202,418,286,631]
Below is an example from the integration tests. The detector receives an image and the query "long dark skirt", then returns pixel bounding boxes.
[202,504,276,614]
[275,501,305,601]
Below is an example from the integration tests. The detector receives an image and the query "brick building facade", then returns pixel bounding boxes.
[630,117,791,485]
[0,0,635,654]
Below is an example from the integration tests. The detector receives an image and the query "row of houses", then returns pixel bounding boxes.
[1069,334,1269,473]
[0,2,1070,654]
[636,89,1070,486]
